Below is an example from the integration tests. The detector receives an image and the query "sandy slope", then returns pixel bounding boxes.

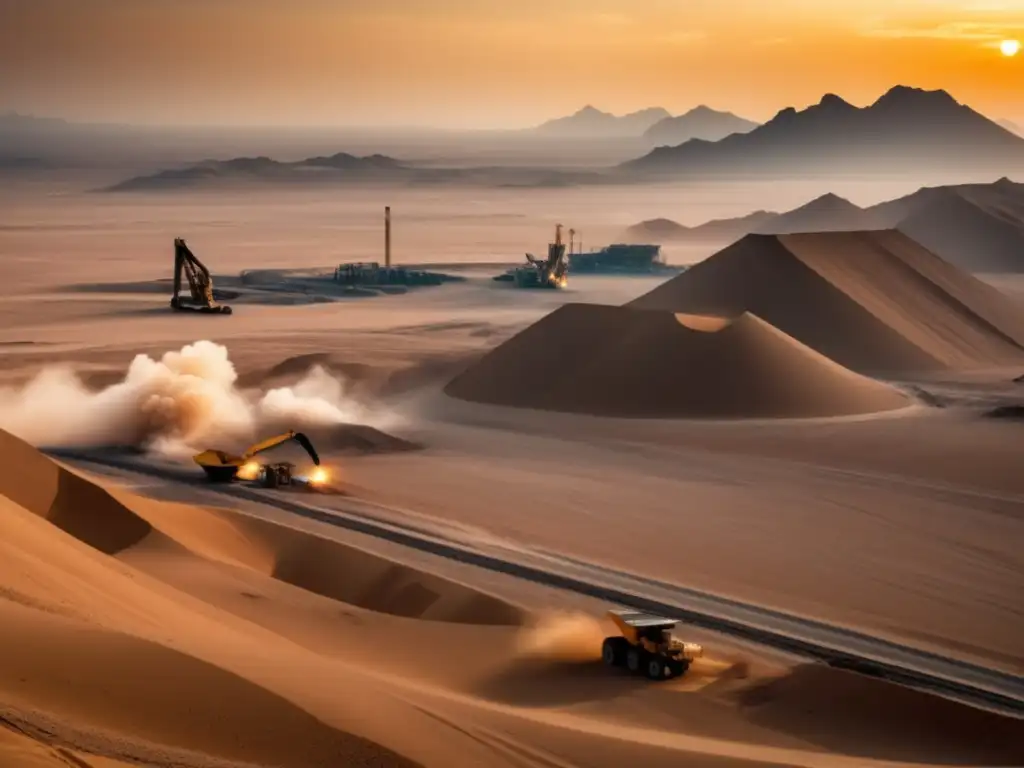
[445,304,908,418]
[629,229,1024,374]
[3,428,1022,766]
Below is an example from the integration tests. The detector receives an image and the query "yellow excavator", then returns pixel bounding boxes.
[171,238,233,315]
[192,430,324,488]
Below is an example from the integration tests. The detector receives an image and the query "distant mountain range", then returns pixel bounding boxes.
[105,153,408,191]
[102,152,604,192]
[620,86,1024,176]
[532,106,671,138]
[531,104,759,142]
[644,106,759,145]
[625,177,1024,272]
[0,111,72,132]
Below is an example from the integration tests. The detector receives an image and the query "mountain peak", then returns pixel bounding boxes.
[817,93,854,110]
[803,192,858,209]
[621,84,1024,176]
[627,106,671,118]
[872,85,959,110]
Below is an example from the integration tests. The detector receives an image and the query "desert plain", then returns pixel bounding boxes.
[1,170,1023,768]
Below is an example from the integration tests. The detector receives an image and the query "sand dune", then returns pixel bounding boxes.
[125,496,524,625]
[737,664,1024,764]
[0,601,408,768]
[3,421,1024,765]
[0,427,159,555]
[629,229,1024,374]
[444,303,908,418]
[0,427,516,626]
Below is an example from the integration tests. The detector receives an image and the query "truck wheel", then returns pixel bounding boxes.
[646,657,667,680]
[669,660,689,678]
[602,637,627,667]
[625,648,642,674]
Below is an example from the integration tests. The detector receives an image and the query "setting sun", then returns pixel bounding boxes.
[1001,39,1021,57]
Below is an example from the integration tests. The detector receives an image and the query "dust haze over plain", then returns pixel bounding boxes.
[0,340,397,456]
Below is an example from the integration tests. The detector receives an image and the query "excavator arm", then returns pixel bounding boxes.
[241,430,320,466]
[171,238,232,314]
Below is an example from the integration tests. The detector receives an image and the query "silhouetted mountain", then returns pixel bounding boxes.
[626,218,689,239]
[533,106,671,137]
[864,177,1024,272]
[621,86,1024,176]
[766,193,871,233]
[625,211,779,243]
[624,196,865,243]
[0,155,51,171]
[644,106,759,145]
[102,152,606,192]
[299,152,402,170]
[104,154,414,191]
[625,178,1024,272]
[0,111,71,132]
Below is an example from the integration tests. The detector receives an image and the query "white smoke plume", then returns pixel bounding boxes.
[0,340,393,454]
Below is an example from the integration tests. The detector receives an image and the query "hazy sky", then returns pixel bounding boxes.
[1,0,1021,127]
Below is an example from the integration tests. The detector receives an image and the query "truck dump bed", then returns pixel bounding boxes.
[608,610,678,643]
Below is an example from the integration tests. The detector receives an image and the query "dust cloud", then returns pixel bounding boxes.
[0,340,396,454]
[515,611,609,662]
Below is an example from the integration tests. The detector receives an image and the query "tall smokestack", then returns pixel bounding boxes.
[384,206,391,268]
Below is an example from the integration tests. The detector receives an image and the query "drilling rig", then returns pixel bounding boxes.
[494,224,571,289]
[170,238,233,314]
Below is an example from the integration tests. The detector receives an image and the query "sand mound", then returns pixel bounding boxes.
[629,230,1024,375]
[738,664,1024,764]
[0,429,156,554]
[242,518,524,626]
[444,303,908,419]
[300,423,422,454]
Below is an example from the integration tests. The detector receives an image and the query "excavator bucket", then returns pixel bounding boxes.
[192,448,245,482]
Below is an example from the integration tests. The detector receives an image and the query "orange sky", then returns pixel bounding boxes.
[1,0,1021,127]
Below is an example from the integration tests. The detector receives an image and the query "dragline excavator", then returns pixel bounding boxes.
[493,223,571,289]
[171,238,233,314]
[193,430,324,488]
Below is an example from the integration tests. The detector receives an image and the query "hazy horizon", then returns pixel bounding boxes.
[2,0,1022,129]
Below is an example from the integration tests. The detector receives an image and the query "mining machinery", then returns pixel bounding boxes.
[192,430,324,488]
[494,224,571,289]
[601,610,704,680]
[170,238,233,314]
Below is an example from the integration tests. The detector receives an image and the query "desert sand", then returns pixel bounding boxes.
[2,180,1024,766]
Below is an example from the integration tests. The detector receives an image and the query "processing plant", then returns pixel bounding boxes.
[568,243,682,275]
[333,206,457,288]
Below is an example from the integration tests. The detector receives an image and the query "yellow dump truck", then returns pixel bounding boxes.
[602,610,704,680]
